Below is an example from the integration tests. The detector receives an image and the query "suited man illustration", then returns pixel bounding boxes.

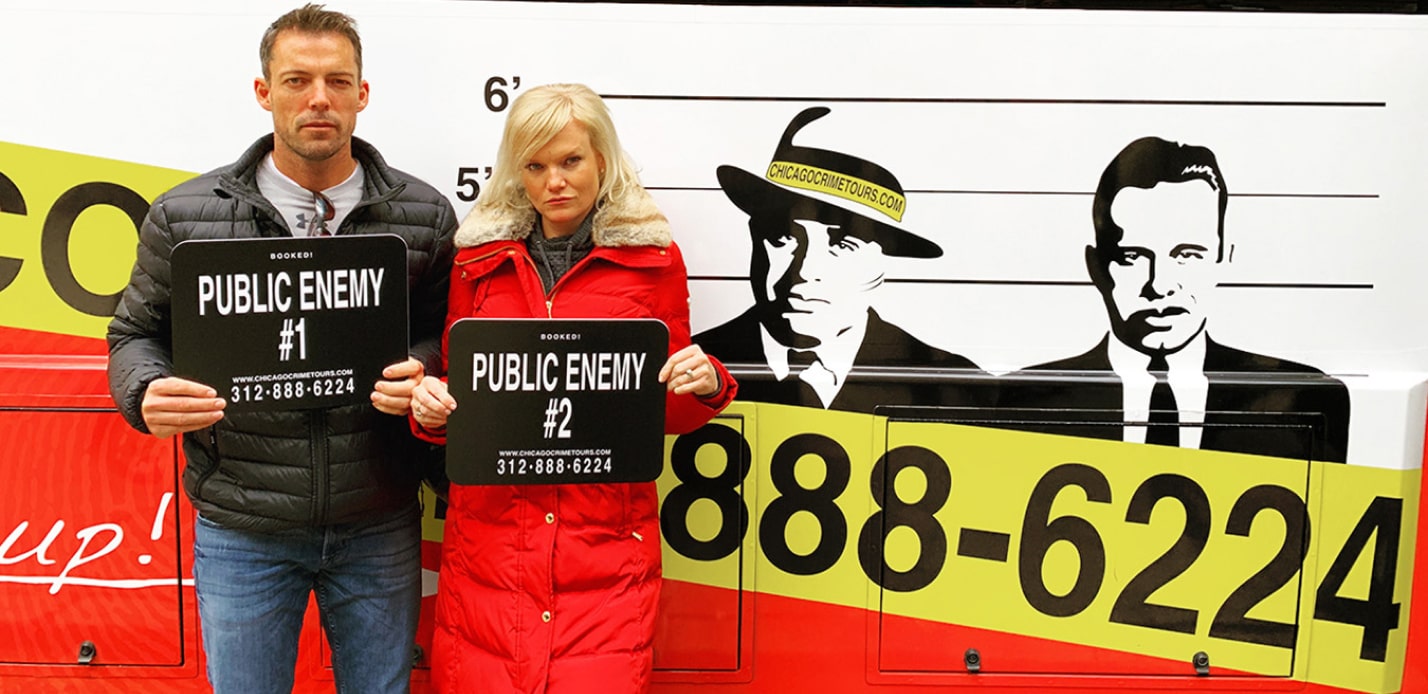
[1001,136,1350,463]
[695,107,988,413]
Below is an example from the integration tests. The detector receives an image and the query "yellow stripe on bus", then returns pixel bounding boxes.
[0,141,193,340]
[654,403,1417,694]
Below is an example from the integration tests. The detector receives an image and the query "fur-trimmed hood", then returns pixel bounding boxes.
[454,186,671,249]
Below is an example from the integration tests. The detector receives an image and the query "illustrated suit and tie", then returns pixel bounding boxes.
[1000,136,1350,463]
[695,107,990,414]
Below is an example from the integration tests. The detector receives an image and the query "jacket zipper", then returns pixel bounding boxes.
[528,252,558,317]
[540,248,609,318]
[514,247,558,317]
[455,245,554,316]
[312,409,329,524]
[454,245,512,267]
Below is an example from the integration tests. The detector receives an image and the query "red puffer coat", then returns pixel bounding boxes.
[421,190,736,693]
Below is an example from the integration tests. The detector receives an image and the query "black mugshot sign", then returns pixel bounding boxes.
[446,318,668,485]
[171,235,408,412]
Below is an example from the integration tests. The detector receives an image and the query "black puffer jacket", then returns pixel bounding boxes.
[107,135,456,532]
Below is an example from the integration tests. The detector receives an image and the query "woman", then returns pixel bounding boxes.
[409,83,736,693]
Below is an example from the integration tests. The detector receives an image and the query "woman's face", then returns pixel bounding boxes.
[521,121,605,238]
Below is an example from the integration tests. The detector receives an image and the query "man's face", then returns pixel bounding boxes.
[751,214,885,349]
[255,30,368,164]
[1093,180,1221,354]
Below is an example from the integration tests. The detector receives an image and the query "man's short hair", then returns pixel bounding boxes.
[1091,136,1228,261]
[259,3,363,80]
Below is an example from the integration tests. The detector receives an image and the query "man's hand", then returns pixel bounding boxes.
[371,358,425,415]
[141,377,226,439]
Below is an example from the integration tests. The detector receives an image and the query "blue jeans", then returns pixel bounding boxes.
[193,505,421,694]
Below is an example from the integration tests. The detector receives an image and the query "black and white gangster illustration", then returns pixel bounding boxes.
[693,107,990,414]
[999,136,1351,463]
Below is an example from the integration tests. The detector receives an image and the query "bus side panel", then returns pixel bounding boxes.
[0,342,208,690]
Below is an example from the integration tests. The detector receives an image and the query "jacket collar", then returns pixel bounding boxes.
[214,134,406,208]
[454,186,671,250]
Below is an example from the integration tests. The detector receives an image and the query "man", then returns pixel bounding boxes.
[106,5,456,692]
[1000,136,1350,463]
[696,106,988,414]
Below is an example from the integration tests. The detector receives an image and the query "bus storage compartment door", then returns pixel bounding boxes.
[872,406,1311,679]
[654,413,752,677]
[0,409,184,666]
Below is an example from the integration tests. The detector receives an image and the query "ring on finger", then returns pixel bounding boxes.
[684,368,695,380]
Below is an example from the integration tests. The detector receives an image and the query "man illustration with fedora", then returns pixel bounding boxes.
[999,136,1350,463]
[695,106,988,413]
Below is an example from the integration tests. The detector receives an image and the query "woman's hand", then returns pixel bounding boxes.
[372,358,425,415]
[411,375,457,430]
[659,344,720,397]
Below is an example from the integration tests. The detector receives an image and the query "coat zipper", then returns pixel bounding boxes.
[454,245,511,267]
[535,255,557,317]
[511,246,558,317]
[539,246,611,318]
[312,409,329,524]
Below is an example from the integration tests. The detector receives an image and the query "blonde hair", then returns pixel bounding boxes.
[476,83,642,216]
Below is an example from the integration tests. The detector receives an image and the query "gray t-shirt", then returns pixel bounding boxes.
[255,154,365,236]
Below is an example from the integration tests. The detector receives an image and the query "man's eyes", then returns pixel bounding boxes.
[1114,249,1145,265]
[280,77,353,88]
[1112,246,1208,265]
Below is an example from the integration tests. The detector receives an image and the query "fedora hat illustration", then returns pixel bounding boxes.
[717,106,942,259]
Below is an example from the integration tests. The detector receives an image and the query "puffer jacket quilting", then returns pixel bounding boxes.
[107,135,457,531]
